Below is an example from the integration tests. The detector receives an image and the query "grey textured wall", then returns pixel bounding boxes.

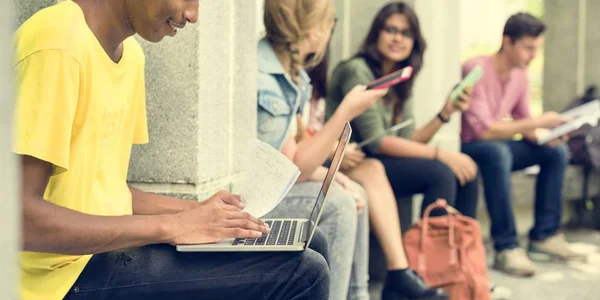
[544,0,600,112]
[13,0,54,29]
[128,0,258,200]
[543,0,582,112]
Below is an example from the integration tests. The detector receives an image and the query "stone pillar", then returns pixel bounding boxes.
[127,1,258,201]
[13,0,54,29]
[3,1,18,298]
[412,0,461,151]
[582,0,600,98]
[543,0,584,112]
[544,0,600,112]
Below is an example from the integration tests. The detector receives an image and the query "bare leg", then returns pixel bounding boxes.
[346,158,408,270]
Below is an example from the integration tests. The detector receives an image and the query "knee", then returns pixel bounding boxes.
[350,180,369,210]
[309,228,329,263]
[351,158,387,188]
[430,159,456,186]
[362,158,386,175]
[546,143,569,167]
[298,250,330,296]
[327,185,358,219]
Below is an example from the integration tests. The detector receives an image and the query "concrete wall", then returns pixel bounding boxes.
[2,0,18,298]
[13,0,54,29]
[543,0,584,112]
[544,0,600,112]
[125,1,258,200]
[411,0,461,151]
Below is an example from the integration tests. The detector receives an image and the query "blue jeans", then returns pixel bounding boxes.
[462,140,569,251]
[63,230,330,300]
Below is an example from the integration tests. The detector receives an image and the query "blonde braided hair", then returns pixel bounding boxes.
[263,0,334,84]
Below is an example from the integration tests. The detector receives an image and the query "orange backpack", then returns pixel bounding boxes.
[403,199,490,300]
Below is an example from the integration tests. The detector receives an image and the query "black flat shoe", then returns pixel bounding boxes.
[381,269,448,300]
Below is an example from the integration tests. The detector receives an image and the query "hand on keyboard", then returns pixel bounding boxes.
[164,190,271,245]
[233,220,298,246]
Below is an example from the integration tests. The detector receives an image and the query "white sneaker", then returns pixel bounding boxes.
[490,283,512,300]
[529,233,587,262]
[493,248,537,277]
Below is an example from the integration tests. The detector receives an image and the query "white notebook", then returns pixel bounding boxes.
[537,100,600,145]
[238,139,301,218]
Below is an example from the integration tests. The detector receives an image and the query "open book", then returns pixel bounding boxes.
[238,139,301,218]
[537,100,600,145]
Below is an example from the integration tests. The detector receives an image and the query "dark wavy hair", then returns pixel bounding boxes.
[307,44,330,100]
[354,2,426,123]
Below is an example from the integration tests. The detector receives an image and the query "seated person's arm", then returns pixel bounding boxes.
[282,88,386,182]
[378,136,436,158]
[466,77,565,141]
[129,186,200,215]
[21,155,170,254]
[480,118,540,140]
[410,88,472,144]
[21,156,268,255]
[480,113,567,141]
[349,104,436,160]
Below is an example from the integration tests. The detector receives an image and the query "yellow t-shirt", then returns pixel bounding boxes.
[13,1,148,299]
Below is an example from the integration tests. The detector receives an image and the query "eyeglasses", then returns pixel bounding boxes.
[382,25,414,39]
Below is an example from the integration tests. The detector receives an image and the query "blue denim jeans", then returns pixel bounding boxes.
[462,140,569,251]
[63,229,330,300]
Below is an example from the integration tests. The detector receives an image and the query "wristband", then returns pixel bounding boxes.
[437,112,449,123]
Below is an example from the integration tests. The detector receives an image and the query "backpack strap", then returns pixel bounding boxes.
[418,199,460,271]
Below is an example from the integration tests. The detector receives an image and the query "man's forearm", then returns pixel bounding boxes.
[23,196,173,255]
[480,118,540,140]
[129,186,199,215]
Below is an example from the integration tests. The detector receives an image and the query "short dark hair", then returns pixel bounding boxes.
[503,12,546,43]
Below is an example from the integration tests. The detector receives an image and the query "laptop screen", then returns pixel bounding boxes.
[305,122,352,246]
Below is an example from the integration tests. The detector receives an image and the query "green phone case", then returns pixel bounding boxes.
[451,65,483,101]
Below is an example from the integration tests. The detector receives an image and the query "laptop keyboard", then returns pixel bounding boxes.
[232,220,298,246]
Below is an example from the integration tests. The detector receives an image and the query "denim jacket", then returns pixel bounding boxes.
[256,38,313,150]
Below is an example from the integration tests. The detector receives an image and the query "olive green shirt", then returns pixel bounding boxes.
[326,57,415,154]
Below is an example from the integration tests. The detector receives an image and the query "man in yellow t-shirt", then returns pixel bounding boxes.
[14,1,329,299]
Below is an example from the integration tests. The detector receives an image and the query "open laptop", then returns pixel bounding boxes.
[176,122,352,252]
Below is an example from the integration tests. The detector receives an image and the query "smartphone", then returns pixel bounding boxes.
[451,65,483,101]
[366,66,413,90]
